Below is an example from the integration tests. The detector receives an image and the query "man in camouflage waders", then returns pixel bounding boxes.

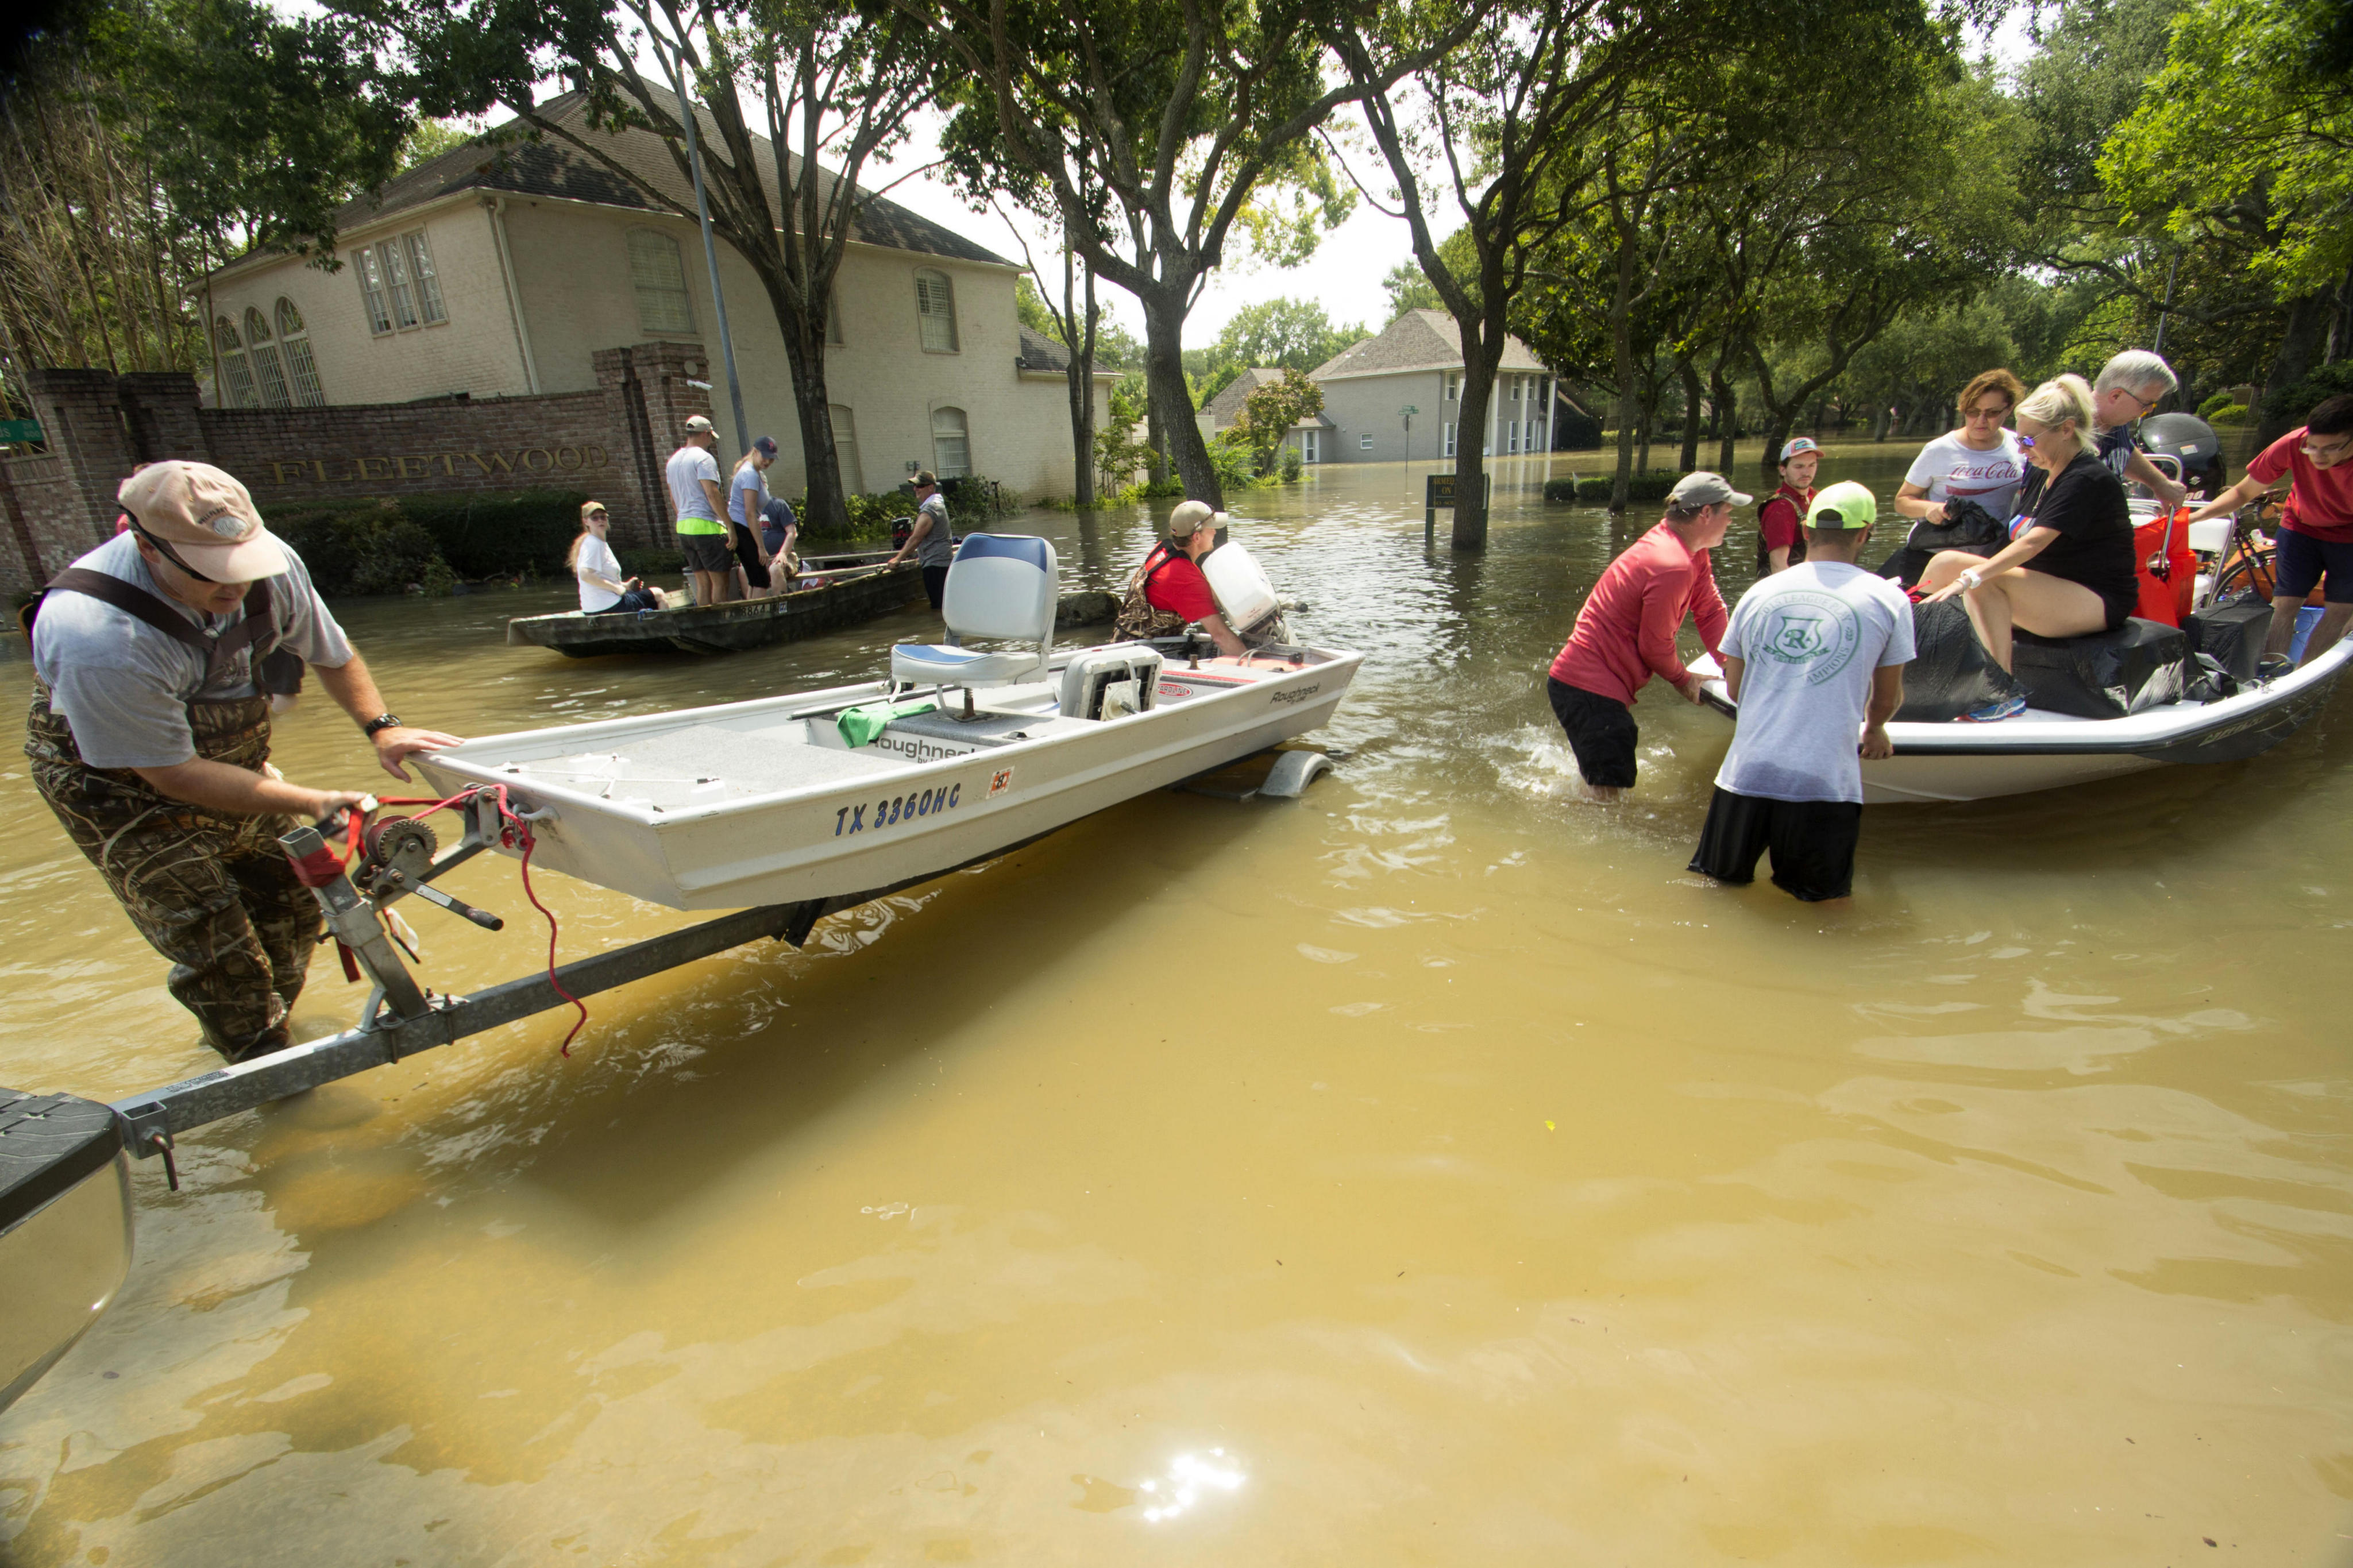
[24,461,460,1063]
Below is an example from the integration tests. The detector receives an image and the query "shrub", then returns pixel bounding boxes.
[2197,390,2240,419]
[1566,470,1681,504]
[1278,445,1304,482]
[2204,403,2252,427]
[400,489,585,578]
[2262,361,2353,428]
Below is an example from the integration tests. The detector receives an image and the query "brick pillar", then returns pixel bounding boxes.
[117,372,213,466]
[593,342,709,549]
[24,368,134,542]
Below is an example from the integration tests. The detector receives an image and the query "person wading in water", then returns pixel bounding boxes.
[22,461,458,1063]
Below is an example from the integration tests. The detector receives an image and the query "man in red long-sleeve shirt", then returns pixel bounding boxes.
[1546,471,1745,800]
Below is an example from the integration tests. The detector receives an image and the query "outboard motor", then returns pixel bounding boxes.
[2139,412,2228,499]
[1199,535,1288,646]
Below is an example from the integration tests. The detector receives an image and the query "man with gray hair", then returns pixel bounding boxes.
[2092,349,2188,511]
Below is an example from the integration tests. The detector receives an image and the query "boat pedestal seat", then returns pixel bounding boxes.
[890,534,1060,693]
[890,644,1045,687]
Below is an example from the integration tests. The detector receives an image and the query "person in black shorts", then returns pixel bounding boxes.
[1915,373,2133,719]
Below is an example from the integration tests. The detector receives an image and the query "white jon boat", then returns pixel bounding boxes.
[417,534,1361,909]
[1694,627,2353,805]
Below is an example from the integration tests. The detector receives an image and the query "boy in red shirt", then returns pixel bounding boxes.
[2185,393,2353,669]
[1546,472,1743,799]
[1756,437,1820,576]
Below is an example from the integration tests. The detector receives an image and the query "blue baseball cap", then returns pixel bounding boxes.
[752,435,779,457]
[1779,437,1821,463]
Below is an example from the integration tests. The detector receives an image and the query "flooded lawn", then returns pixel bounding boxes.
[3,445,2350,1564]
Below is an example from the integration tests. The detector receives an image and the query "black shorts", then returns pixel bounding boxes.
[2275,528,2353,604]
[1688,787,1864,902]
[678,532,733,574]
[731,523,771,588]
[1547,678,1638,789]
[922,564,951,609]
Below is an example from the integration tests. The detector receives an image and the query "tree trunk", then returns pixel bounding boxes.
[2256,289,2331,446]
[1137,284,1220,504]
[1063,248,1097,509]
[1608,229,1640,512]
[1451,319,1507,549]
[770,295,850,532]
[1677,355,1703,472]
[1710,358,1737,473]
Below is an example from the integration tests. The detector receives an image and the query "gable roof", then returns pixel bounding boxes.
[1200,367,1289,425]
[217,87,1010,279]
[1310,309,1545,381]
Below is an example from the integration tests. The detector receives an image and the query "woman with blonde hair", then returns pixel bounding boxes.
[569,501,660,614]
[1918,373,2135,720]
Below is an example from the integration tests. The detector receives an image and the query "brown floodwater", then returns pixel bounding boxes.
[3,442,2351,1566]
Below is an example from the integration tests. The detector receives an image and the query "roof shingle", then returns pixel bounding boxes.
[1310,309,1545,380]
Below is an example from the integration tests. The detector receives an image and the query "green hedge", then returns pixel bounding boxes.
[1545,470,1682,504]
[267,488,585,596]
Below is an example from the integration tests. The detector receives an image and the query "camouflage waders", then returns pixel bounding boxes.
[25,682,321,1061]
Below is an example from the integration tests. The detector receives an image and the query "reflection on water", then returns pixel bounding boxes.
[3,447,2351,1564]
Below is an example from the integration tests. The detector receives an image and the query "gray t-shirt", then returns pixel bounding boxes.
[729,462,767,531]
[666,444,721,524]
[30,531,354,770]
[1904,430,2027,520]
[915,492,955,569]
[1716,560,1915,805]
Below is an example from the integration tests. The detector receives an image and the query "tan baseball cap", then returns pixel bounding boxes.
[1167,499,1215,539]
[118,461,288,581]
[684,414,715,434]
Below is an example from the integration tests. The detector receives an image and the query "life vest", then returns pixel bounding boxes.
[1755,482,1812,574]
[1114,542,1195,640]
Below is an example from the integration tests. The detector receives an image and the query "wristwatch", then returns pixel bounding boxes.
[362,713,403,738]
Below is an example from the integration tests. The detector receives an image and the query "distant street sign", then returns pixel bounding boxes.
[0,419,41,445]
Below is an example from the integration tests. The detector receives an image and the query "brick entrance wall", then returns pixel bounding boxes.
[0,341,712,599]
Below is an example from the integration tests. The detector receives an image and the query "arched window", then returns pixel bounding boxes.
[931,405,970,478]
[628,229,696,335]
[914,268,958,353]
[214,316,257,408]
[244,307,291,407]
[276,298,325,406]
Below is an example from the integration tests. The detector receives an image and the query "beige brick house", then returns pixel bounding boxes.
[200,92,1109,500]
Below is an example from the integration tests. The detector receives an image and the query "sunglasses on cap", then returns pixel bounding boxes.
[122,511,223,584]
[587,507,609,518]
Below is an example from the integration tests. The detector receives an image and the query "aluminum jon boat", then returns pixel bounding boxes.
[1693,629,2353,805]
[423,534,1361,909]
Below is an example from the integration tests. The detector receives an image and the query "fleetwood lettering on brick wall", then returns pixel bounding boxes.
[262,447,614,486]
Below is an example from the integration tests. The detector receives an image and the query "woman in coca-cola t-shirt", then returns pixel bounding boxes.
[1895,368,2028,527]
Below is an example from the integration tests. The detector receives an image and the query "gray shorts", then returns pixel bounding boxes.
[679,533,733,574]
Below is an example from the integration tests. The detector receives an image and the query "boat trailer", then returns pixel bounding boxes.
[0,744,1335,1416]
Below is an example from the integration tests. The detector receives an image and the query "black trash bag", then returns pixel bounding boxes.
[2181,592,2273,683]
[1876,497,2011,588]
[1893,599,2025,722]
[2011,618,2190,719]
[2181,651,2239,704]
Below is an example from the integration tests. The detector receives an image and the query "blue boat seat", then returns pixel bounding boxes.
[892,534,1059,689]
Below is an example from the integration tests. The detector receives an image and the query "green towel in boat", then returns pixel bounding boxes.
[837,698,937,748]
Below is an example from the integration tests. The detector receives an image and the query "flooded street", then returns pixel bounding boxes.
[4,445,2351,1565]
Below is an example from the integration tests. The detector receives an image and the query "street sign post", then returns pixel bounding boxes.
[1424,472,1489,544]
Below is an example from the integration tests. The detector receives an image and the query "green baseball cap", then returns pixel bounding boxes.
[1804,480,1877,531]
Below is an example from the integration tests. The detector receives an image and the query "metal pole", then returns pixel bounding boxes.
[2154,253,2181,356]
[662,46,753,458]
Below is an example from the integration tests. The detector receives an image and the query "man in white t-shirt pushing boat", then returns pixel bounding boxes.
[1689,481,1915,903]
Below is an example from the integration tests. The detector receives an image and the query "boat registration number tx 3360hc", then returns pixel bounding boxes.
[835,780,964,837]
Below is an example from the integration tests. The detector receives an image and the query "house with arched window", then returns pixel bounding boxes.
[198,89,1109,500]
